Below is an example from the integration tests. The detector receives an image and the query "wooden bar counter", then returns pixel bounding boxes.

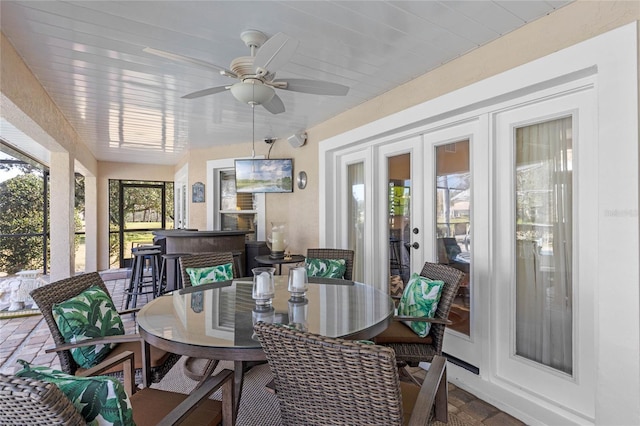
[152,230,251,282]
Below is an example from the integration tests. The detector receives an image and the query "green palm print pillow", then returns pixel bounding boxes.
[16,360,134,426]
[186,262,234,286]
[52,286,124,369]
[305,258,347,279]
[397,273,445,337]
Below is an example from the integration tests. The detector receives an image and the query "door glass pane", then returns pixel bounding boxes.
[109,180,172,268]
[219,170,256,239]
[347,163,364,282]
[435,140,471,336]
[388,154,411,296]
[123,184,163,259]
[515,117,573,375]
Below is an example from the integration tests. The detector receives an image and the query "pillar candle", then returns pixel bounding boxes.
[292,268,306,290]
[256,273,269,296]
[271,231,284,251]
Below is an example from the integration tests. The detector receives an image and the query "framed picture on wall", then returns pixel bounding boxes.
[192,182,205,203]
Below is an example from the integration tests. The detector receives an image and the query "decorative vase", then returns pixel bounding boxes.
[266,221,288,259]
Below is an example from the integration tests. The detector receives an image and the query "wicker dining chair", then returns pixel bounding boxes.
[373,262,464,379]
[0,351,234,426]
[179,252,240,383]
[254,322,448,425]
[306,248,355,280]
[179,252,240,288]
[29,272,180,387]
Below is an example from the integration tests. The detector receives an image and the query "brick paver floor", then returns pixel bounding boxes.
[0,271,142,375]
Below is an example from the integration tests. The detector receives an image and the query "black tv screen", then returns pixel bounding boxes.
[234,159,293,193]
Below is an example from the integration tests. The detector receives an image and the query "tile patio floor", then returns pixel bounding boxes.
[0,271,524,426]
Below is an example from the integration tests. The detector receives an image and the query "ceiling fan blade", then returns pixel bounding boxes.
[253,32,299,76]
[182,86,229,99]
[144,47,237,77]
[274,78,349,96]
[261,94,285,114]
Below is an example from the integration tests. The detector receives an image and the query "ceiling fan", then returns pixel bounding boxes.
[144,30,349,114]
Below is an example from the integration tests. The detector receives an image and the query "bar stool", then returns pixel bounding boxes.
[158,252,190,296]
[125,247,161,309]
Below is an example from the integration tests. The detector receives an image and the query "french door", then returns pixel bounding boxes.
[333,129,484,367]
[376,137,424,292]
[423,118,485,369]
[371,125,486,370]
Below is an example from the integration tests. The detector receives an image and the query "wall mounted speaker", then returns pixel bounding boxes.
[288,132,307,148]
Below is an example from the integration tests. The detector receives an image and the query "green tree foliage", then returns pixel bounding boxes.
[0,173,45,274]
[0,170,84,274]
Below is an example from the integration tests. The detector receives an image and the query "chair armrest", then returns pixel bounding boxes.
[407,355,448,426]
[156,369,235,426]
[393,316,452,325]
[76,350,137,397]
[44,333,143,353]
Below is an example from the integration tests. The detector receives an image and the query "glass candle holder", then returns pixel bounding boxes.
[266,221,288,259]
[252,267,275,306]
[288,297,309,332]
[287,266,308,297]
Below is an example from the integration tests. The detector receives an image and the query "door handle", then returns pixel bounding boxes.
[411,242,420,249]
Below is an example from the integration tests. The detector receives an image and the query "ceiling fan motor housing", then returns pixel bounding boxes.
[230,80,275,105]
[230,56,256,78]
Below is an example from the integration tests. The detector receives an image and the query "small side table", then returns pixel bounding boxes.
[254,254,306,275]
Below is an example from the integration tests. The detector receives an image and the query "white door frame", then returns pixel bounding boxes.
[174,164,188,229]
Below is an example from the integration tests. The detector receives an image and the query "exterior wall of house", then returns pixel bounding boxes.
[181,137,320,256]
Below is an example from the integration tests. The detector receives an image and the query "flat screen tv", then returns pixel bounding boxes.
[235,158,293,193]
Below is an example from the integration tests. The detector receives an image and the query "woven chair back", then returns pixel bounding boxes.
[306,248,355,280]
[0,374,85,425]
[179,252,239,287]
[29,272,109,375]
[254,322,406,426]
[420,262,465,356]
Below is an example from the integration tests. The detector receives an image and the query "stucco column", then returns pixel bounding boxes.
[49,151,75,280]
[97,176,110,271]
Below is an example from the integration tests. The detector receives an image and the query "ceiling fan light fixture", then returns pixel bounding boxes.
[230,81,275,105]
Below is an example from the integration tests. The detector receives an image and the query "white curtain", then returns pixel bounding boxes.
[515,117,573,375]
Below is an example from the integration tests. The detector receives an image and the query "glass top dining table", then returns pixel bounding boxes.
[136,275,394,414]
